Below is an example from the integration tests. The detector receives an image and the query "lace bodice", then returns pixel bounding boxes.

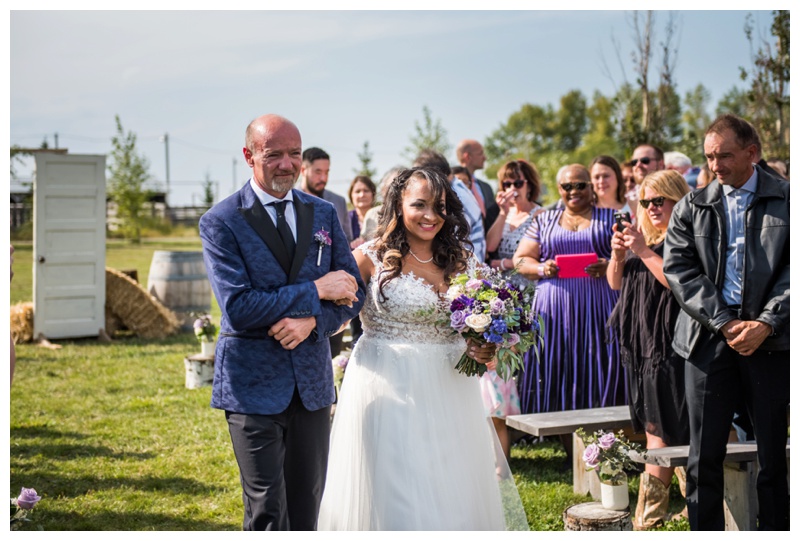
[358,240,470,345]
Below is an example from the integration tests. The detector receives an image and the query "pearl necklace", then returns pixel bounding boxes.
[409,249,434,264]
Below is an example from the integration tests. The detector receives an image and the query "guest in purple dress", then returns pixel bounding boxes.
[512,164,624,418]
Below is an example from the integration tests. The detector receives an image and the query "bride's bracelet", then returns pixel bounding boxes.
[538,264,545,278]
[499,258,508,271]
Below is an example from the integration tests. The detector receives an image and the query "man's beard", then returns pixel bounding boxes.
[305,179,325,197]
[271,174,297,193]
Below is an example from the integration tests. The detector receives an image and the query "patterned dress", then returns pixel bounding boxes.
[517,207,625,414]
[478,208,538,418]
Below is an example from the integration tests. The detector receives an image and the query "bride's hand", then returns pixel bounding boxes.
[467,338,497,364]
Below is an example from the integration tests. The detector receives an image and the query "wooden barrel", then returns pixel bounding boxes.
[147,251,211,330]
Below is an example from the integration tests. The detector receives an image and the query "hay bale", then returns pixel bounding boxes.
[10,302,34,344]
[106,267,180,339]
[105,305,126,336]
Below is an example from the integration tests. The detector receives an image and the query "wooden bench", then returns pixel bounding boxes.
[506,406,633,499]
[630,440,791,531]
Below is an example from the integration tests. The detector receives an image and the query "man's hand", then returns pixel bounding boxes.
[720,319,743,341]
[314,270,358,303]
[725,320,773,356]
[268,316,316,350]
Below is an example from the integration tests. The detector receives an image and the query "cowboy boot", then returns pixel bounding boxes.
[633,472,670,530]
[669,466,689,520]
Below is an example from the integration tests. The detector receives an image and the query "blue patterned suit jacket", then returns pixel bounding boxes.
[199,182,366,415]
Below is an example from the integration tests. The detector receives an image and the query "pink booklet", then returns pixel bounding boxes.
[555,253,598,278]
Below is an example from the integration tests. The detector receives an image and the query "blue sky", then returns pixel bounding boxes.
[8,6,782,206]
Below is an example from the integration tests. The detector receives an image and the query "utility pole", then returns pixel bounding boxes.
[160,133,171,205]
[54,132,59,149]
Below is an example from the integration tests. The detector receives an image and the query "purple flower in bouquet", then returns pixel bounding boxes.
[598,432,617,450]
[16,488,41,510]
[583,444,601,469]
[466,278,483,291]
[450,310,467,332]
[490,318,507,335]
[497,287,512,301]
[506,333,520,347]
[483,331,504,344]
[489,297,505,315]
[450,297,466,312]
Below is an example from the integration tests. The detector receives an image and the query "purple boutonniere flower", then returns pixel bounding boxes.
[314,228,332,266]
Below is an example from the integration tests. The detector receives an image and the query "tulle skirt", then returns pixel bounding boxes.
[317,335,528,531]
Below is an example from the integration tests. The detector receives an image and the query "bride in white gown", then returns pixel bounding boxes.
[318,167,528,531]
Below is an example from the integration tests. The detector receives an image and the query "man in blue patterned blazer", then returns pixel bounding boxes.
[199,114,365,531]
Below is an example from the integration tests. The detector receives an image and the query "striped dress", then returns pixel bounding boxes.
[518,206,626,414]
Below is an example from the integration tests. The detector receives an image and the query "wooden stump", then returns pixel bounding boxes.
[563,502,632,531]
[184,354,214,389]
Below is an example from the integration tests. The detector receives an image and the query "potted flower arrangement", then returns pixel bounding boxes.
[193,314,218,357]
[576,428,645,510]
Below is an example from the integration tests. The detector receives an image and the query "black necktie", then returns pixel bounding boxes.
[269,200,295,261]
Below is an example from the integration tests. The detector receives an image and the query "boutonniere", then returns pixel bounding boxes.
[314,228,332,266]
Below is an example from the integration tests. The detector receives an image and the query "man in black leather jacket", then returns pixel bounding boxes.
[663,114,789,531]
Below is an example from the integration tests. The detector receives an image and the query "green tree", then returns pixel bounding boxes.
[739,10,790,158]
[554,90,588,152]
[679,84,713,161]
[107,115,153,243]
[576,91,621,163]
[403,105,451,161]
[354,140,377,178]
[716,86,749,118]
[610,11,682,155]
[201,172,215,207]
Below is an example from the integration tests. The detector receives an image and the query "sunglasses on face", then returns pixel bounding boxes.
[629,157,653,166]
[559,182,589,192]
[502,179,526,189]
[639,196,667,209]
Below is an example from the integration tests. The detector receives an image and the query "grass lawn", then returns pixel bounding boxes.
[9,235,689,530]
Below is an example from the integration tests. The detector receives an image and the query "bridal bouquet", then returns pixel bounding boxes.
[446,267,541,380]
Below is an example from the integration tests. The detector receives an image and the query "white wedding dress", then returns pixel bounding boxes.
[317,241,528,531]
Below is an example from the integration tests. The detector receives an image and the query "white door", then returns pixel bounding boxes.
[33,153,107,339]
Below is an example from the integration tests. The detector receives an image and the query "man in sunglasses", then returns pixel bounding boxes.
[630,144,665,185]
[663,114,789,531]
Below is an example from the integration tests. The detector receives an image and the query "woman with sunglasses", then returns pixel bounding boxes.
[481,159,543,459]
[512,164,624,428]
[606,170,691,530]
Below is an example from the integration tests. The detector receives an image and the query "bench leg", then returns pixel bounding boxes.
[722,462,757,531]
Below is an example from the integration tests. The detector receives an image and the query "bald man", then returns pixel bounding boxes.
[457,139,500,244]
[199,114,365,530]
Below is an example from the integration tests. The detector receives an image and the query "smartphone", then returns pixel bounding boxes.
[614,211,631,232]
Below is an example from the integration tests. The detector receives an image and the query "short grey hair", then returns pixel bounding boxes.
[664,151,692,170]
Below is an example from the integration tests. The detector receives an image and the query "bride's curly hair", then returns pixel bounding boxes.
[373,167,471,302]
